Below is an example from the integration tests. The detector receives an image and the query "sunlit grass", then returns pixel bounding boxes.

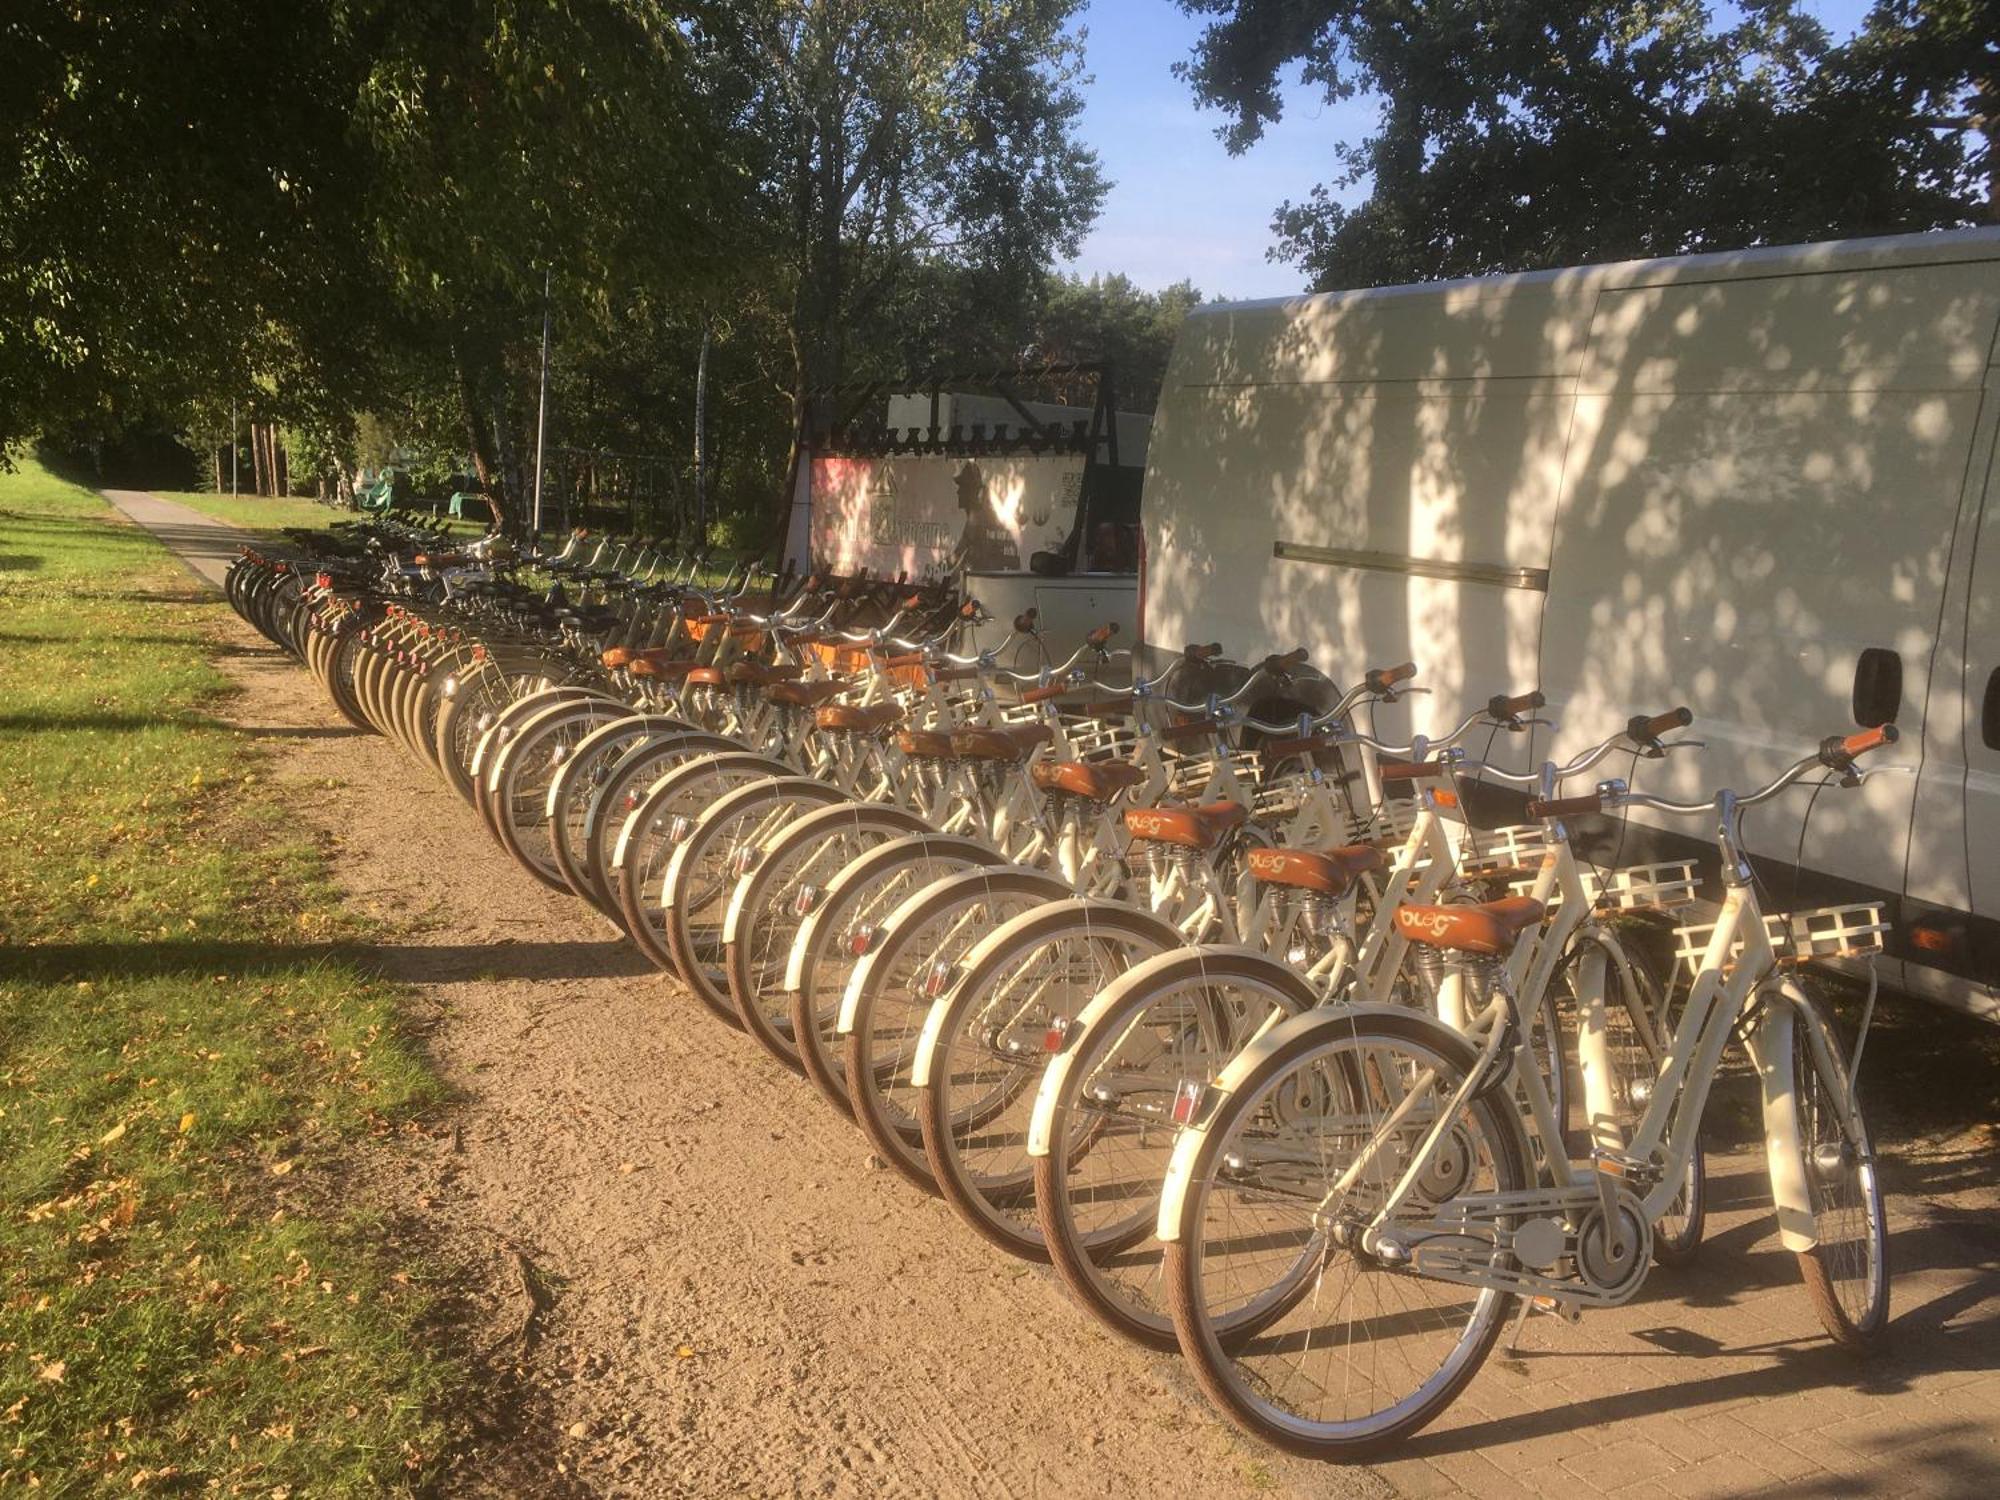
[0,457,452,1495]
[154,490,485,542]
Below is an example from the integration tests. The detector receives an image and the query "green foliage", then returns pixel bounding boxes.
[0,460,452,1494]
[1178,0,1994,289]
[1033,273,1204,411]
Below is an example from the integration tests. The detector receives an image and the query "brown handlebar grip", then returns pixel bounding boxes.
[1020,682,1068,705]
[1013,609,1039,634]
[693,613,730,626]
[1160,717,1220,742]
[929,665,982,683]
[875,652,925,670]
[1378,760,1449,781]
[1526,793,1605,819]
[1366,662,1419,691]
[902,593,923,610]
[1184,642,1223,661]
[1086,621,1120,647]
[1263,647,1311,672]
[1487,690,1546,718]
[1841,724,1898,757]
[959,600,980,619]
[1631,706,1694,740]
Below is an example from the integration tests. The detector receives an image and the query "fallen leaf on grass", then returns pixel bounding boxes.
[675,1345,695,1360]
[98,1122,126,1145]
[36,1361,64,1384]
[268,1160,294,1177]
[178,1113,196,1134]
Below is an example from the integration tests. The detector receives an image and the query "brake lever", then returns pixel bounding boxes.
[1850,763,1913,787]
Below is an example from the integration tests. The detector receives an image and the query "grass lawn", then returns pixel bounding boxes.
[155,491,486,543]
[0,458,453,1494]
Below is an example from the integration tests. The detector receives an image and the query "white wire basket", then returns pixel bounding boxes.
[1459,824,1550,874]
[1673,902,1891,980]
[1349,793,1421,847]
[1514,858,1702,911]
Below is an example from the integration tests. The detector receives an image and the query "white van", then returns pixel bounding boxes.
[1141,228,2000,1016]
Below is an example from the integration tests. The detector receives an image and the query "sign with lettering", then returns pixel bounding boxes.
[809,453,1085,579]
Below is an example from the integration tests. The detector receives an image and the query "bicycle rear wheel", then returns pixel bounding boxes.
[660,775,849,1024]
[916,900,1183,1261]
[1033,946,1319,1345]
[840,863,1067,1190]
[724,802,931,1072]
[786,833,999,1117]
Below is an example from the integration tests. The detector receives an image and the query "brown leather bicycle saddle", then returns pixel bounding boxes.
[816,702,903,733]
[1123,801,1249,850]
[727,660,806,686]
[1393,896,1545,956]
[1247,844,1384,896]
[1031,758,1147,801]
[896,728,957,758]
[766,679,846,708]
[951,723,1053,762]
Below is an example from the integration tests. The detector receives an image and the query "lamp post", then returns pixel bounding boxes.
[532,270,552,535]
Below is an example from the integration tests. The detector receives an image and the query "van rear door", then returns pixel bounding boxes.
[1540,255,2000,900]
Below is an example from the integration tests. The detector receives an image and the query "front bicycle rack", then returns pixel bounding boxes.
[1670,901,1891,982]
[1507,859,1701,914]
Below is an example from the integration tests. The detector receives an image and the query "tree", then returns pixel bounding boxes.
[698,0,1108,536]
[1032,273,1203,411]
[0,3,391,457]
[1176,0,1992,290]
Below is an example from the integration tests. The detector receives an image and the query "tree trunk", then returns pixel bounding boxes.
[452,342,509,532]
[249,423,267,497]
[274,430,289,497]
[213,447,224,493]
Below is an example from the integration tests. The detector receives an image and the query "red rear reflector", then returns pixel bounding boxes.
[846,926,876,958]
[1171,1080,1206,1125]
[1042,1017,1070,1052]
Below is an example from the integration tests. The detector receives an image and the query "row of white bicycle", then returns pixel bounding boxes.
[240,536,1894,1459]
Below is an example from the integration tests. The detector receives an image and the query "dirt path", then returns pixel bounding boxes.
[208,621,1374,1499]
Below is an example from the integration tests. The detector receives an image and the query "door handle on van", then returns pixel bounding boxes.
[1852,647,1902,729]
[1982,666,2000,752]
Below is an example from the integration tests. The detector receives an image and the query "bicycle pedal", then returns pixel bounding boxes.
[1532,1294,1582,1325]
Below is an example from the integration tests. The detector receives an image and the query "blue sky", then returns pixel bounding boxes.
[1061,0,1879,299]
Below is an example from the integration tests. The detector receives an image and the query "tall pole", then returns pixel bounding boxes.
[694,317,711,543]
[532,269,552,536]
[230,400,239,496]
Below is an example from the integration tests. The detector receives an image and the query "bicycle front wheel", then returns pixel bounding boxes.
[1791,991,1889,1351]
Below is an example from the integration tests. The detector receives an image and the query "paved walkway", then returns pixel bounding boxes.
[103,490,2000,1499]
[100,487,247,589]
[1366,1140,1998,1499]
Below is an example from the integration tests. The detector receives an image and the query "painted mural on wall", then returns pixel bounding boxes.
[809,453,1085,579]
